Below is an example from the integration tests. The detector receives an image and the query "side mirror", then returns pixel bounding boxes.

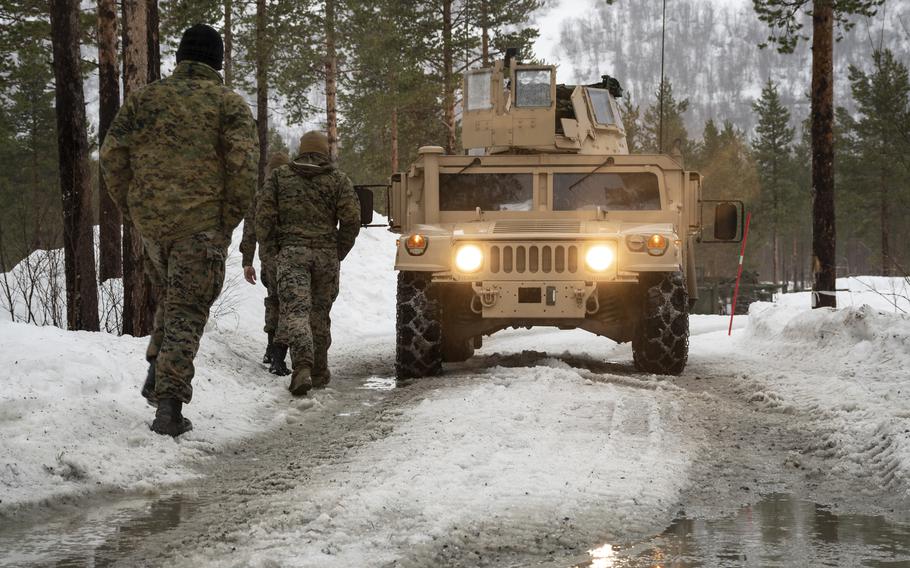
[354,186,374,227]
[714,202,738,241]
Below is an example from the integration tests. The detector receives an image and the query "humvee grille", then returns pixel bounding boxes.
[489,244,580,274]
[492,220,581,234]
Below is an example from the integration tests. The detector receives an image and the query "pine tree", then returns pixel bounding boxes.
[340,0,443,179]
[121,0,156,337]
[619,96,641,153]
[50,0,100,331]
[98,0,122,281]
[845,49,910,275]
[692,119,761,279]
[641,81,690,155]
[752,0,886,307]
[752,79,795,285]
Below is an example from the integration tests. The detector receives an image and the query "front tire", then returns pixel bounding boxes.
[396,271,443,379]
[632,272,689,375]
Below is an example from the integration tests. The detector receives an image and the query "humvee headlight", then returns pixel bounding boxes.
[647,234,669,256]
[455,244,484,273]
[585,244,615,272]
[405,234,428,256]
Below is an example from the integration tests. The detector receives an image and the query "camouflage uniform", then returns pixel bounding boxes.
[240,152,290,339]
[256,134,360,392]
[101,59,258,404]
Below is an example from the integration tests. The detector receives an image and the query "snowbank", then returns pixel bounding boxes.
[0,220,398,513]
[741,297,910,495]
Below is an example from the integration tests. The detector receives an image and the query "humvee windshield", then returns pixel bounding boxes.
[553,172,661,211]
[439,173,533,211]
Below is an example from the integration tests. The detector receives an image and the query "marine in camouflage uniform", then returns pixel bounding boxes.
[256,131,360,396]
[101,24,258,436]
[240,151,290,373]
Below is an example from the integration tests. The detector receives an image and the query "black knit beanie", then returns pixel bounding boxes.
[176,24,224,71]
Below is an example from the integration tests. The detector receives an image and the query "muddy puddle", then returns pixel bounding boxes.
[573,494,910,567]
[5,492,910,567]
[0,490,208,567]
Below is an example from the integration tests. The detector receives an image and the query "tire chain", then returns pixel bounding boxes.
[395,271,443,379]
[632,271,689,375]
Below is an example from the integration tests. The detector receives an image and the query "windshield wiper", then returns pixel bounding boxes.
[458,157,481,174]
[566,156,613,193]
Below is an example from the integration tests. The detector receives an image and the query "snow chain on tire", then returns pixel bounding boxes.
[632,271,689,375]
[396,271,443,379]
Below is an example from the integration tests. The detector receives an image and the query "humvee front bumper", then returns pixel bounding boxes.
[471,280,597,318]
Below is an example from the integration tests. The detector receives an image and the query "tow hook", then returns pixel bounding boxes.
[481,286,500,308]
[471,283,500,313]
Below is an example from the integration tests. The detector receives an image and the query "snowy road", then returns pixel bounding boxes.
[4,310,910,567]
[3,223,910,566]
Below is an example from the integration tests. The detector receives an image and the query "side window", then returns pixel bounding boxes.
[514,69,552,108]
[587,88,615,126]
[466,70,492,111]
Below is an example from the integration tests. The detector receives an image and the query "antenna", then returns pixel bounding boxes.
[659,0,667,153]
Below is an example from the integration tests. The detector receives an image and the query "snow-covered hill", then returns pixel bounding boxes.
[539,0,910,135]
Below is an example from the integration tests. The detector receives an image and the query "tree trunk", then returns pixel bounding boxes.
[442,0,456,154]
[791,236,798,291]
[391,104,399,173]
[256,0,268,189]
[121,0,154,336]
[50,0,100,331]
[772,230,779,285]
[481,0,489,66]
[810,0,836,308]
[147,0,160,82]
[98,0,122,281]
[881,169,890,276]
[224,0,233,86]
[325,0,338,161]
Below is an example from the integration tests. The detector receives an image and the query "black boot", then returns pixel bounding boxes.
[150,398,193,437]
[262,332,274,364]
[141,359,158,407]
[269,344,290,376]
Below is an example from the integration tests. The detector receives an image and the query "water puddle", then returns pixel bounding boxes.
[0,491,205,567]
[573,494,910,567]
[360,376,396,391]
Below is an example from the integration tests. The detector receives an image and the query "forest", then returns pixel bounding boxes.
[0,0,908,332]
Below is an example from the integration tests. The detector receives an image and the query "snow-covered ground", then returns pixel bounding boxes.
[2,221,910,565]
[0,221,397,512]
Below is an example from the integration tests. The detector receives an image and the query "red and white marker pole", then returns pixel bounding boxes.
[728,212,752,336]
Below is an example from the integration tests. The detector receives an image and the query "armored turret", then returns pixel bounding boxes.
[461,58,629,155]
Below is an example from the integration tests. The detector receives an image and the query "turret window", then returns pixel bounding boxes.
[514,69,552,108]
[466,70,493,111]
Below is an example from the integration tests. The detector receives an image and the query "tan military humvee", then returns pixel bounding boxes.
[383,58,740,379]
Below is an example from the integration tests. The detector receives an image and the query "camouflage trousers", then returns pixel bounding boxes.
[275,246,339,379]
[260,259,280,335]
[144,230,227,404]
